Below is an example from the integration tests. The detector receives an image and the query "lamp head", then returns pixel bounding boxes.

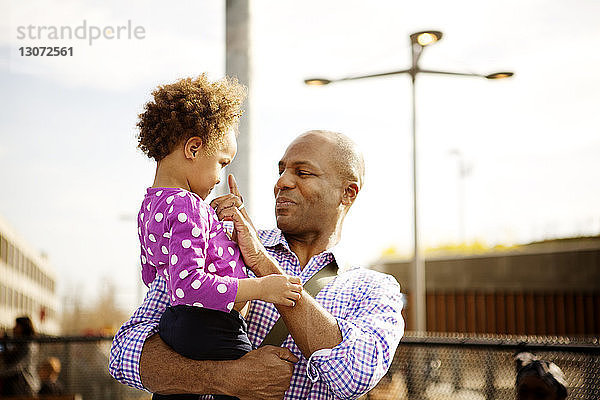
[304,78,331,86]
[410,31,443,46]
[486,72,514,79]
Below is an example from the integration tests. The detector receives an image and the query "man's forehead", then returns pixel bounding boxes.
[279,139,332,168]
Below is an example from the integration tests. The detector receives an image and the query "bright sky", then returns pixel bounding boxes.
[1,0,599,312]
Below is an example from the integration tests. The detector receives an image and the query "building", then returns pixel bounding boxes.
[374,236,600,336]
[0,215,60,335]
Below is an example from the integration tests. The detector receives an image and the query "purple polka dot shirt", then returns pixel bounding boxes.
[138,187,247,313]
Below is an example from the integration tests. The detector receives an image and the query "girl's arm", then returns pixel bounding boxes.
[166,195,301,312]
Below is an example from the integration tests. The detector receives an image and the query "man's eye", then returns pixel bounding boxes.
[298,170,312,176]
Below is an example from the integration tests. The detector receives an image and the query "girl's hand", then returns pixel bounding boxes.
[259,274,302,307]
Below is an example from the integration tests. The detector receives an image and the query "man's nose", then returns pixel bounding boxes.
[275,170,295,191]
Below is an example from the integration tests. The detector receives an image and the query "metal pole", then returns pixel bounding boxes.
[225,0,252,211]
[410,45,426,333]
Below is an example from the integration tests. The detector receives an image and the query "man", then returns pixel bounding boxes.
[109,130,404,399]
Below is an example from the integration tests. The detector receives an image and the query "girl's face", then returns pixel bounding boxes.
[189,130,237,199]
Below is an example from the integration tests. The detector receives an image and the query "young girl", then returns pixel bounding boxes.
[135,75,302,400]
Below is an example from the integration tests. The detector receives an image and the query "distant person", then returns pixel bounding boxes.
[0,316,39,396]
[515,352,567,400]
[38,357,64,395]
[132,74,302,400]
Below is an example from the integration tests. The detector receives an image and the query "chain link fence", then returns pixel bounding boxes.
[1,335,598,400]
[1,336,147,400]
[368,334,600,400]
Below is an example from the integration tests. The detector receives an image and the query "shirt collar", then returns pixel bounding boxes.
[258,228,350,270]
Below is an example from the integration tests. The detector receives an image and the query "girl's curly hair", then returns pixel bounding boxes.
[137,74,247,161]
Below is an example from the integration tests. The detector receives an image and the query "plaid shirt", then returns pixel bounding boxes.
[109,228,404,399]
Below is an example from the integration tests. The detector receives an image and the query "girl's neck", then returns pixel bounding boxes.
[152,159,189,190]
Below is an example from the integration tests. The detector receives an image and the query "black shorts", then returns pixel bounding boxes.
[153,304,253,400]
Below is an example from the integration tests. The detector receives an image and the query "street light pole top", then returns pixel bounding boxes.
[485,72,514,79]
[304,78,331,86]
[410,30,443,46]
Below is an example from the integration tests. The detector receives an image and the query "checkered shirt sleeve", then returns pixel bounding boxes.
[305,270,404,398]
[108,276,169,391]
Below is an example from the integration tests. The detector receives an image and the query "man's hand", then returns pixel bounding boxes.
[140,334,298,399]
[212,175,278,273]
[210,174,256,233]
[227,346,299,400]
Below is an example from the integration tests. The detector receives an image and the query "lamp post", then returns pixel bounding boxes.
[305,30,513,332]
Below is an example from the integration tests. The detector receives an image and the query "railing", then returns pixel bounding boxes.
[1,335,599,400]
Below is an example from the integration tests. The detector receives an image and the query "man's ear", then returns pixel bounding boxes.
[341,182,359,206]
[184,137,203,160]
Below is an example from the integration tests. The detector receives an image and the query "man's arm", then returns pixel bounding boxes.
[140,334,298,399]
[109,275,298,399]
[253,258,342,357]
[211,181,342,358]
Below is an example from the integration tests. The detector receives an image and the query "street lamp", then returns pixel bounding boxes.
[305,30,513,332]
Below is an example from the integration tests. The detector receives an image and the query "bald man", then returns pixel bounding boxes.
[109,131,404,400]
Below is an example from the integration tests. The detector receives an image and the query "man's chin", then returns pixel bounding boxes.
[275,215,296,231]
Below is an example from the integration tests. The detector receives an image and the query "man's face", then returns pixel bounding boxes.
[274,134,345,235]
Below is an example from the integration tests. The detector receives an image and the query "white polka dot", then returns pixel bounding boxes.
[209,232,217,239]
[138,227,141,236]
[148,234,156,242]
[155,213,163,222]
[163,269,168,276]
[149,260,156,267]
[168,205,174,214]
[192,226,201,237]
[182,239,192,248]
[140,213,144,221]
[217,284,227,293]
[147,247,153,256]
[172,295,175,301]
[242,267,247,275]
[179,270,189,279]
[178,191,187,197]
[175,288,184,298]
[196,258,205,269]
[193,302,203,307]
[227,247,235,256]
[227,302,234,311]
[166,195,174,204]
[163,231,171,239]
[217,247,223,257]
[164,272,169,280]
[146,203,151,211]
[207,263,216,273]
[217,224,222,230]
[141,255,147,264]
[178,213,188,223]
[191,280,201,289]
[156,190,163,196]
[161,246,168,254]
[229,261,236,270]
[171,254,178,265]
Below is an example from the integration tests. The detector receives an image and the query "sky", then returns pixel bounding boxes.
[1,0,599,312]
